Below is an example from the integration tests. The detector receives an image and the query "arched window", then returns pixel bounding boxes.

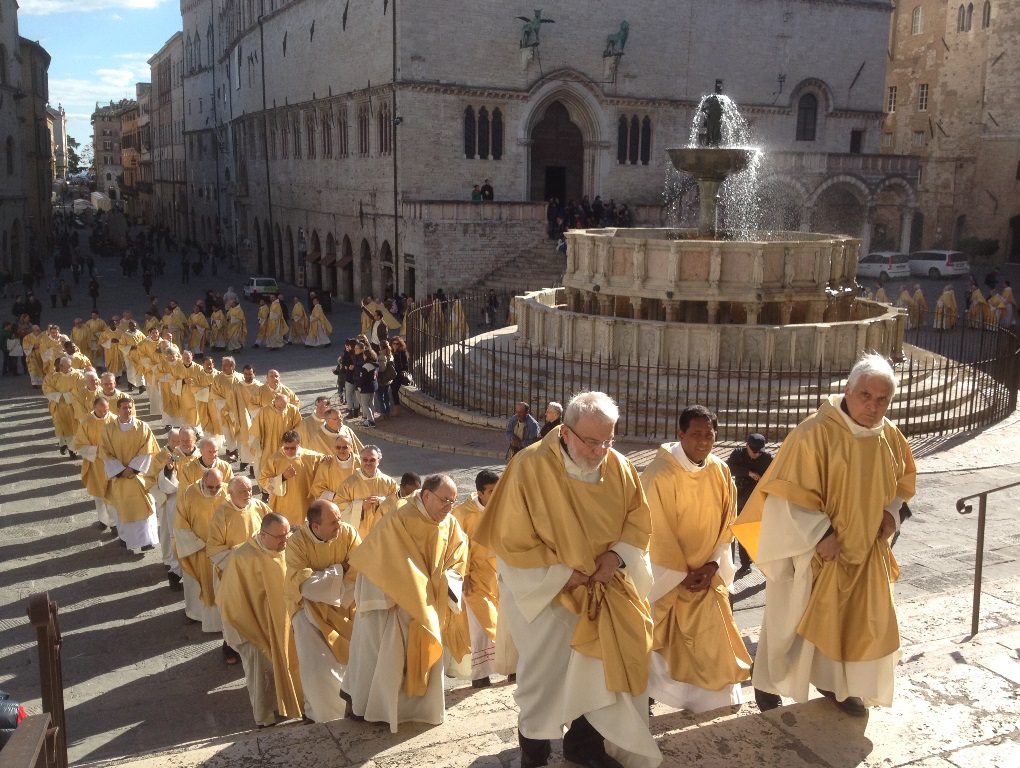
[911,6,923,34]
[208,23,214,62]
[0,45,7,85]
[640,116,652,165]
[186,37,194,72]
[195,32,202,68]
[478,107,489,160]
[5,136,13,175]
[491,108,504,160]
[796,94,818,142]
[629,115,640,164]
[958,5,967,31]
[966,3,974,30]
[463,106,475,159]
[982,1,991,28]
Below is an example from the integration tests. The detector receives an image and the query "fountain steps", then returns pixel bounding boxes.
[465,245,566,294]
[418,337,993,438]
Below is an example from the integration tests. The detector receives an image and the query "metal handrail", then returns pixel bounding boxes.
[956,480,1020,638]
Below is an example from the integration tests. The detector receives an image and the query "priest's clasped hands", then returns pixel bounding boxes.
[681,561,719,592]
[563,550,625,592]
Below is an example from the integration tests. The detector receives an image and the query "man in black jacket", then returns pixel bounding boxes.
[726,433,773,577]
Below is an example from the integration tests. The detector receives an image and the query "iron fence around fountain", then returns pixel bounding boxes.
[405,294,1019,443]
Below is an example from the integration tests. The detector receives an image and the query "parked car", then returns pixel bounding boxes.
[857,251,911,282]
[243,277,280,301]
[909,250,969,279]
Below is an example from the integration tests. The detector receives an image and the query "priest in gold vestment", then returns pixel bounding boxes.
[259,431,323,526]
[310,435,362,501]
[297,400,364,456]
[217,512,303,726]
[248,393,301,478]
[286,499,361,722]
[175,468,228,632]
[641,406,751,714]
[340,474,468,733]
[73,395,116,529]
[475,391,661,768]
[736,354,916,717]
[100,397,160,551]
[332,445,398,539]
[446,469,501,688]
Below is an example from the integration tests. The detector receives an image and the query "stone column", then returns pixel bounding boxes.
[745,301,763,325]
[630,297,644,319]
[664,300,681,322]
[597,293,612,316]
[899,208,915,253]
[707,300,720,324]
[780,301,793,325]
[860,205,876,255]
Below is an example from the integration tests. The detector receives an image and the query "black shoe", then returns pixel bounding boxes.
[471,676,491,688]
[168,572,183,591]
[93,521,108,531]
[138,386,146,394]
[59,445,67,455]
[339,690,364,722]
[817,689,867,717]
[239,462,248,470]
[518,730,551,768]
[754,688,783,712]
[735,563,752,580]
[140,544,154,551]
[68,450,78,460]
[110,526,118,536]
[507,673,516,684]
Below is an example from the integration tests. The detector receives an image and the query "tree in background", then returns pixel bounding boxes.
[67,136,82,174]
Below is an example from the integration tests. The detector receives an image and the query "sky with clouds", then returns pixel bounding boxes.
[17,0,181,158]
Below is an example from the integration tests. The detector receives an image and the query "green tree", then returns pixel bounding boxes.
[67,135,81,173]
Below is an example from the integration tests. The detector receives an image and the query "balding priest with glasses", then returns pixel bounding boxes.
[476,391,661,768]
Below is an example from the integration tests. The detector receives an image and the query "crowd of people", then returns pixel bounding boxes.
[547,195,635,240]
[861,274,1017,331]
[19,291,919,768]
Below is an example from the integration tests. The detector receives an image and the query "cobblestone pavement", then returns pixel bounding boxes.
[1,246,1018,766]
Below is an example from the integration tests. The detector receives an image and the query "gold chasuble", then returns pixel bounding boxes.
[207,499,271,573]
[474,428,653,696]
[74,412,116,497]
[217,538,303,718]
[641,447,751,690]
[447,495,499,654]
[259,449,324,526]
[334,470,399,538]
[99,419,159,522]
[733,396,916,662]
[175,483,227,605]
[347,495,468,698]
[285,524,361,664]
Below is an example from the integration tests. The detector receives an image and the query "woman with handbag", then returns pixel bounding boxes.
[389,335,410,417]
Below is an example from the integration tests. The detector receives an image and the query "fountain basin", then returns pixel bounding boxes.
[666,147,759,181]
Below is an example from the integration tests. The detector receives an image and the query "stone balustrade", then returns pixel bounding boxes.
[516,288,905,369]
[401,200,547,222]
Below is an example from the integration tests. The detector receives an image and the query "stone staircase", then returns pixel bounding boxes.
[467,243,566,295]
[412,328,1000,442]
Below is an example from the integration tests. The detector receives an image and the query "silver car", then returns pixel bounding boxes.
[857,251,911,282]
[908,250,969,279]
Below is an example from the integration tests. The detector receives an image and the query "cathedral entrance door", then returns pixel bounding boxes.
[530,101,583,204]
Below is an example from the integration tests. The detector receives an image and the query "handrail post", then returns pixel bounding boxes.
[957,479,1020,639]
[27,593,67,768]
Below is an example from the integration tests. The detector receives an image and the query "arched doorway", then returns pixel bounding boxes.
[274,224,283,278]
[529,101,584,203]
[379,241,394,300]
[1009,215,1020,263]
[308,230,322,289]
[264,220,274,277]
[359,239,373,298]
[340,235,354,302]
[253,217,263,273]
[285,226,295,284]
[810,182,868,239]
[324,234,337,297]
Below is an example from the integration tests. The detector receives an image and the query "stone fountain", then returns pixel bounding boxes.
[515,87,906,370]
